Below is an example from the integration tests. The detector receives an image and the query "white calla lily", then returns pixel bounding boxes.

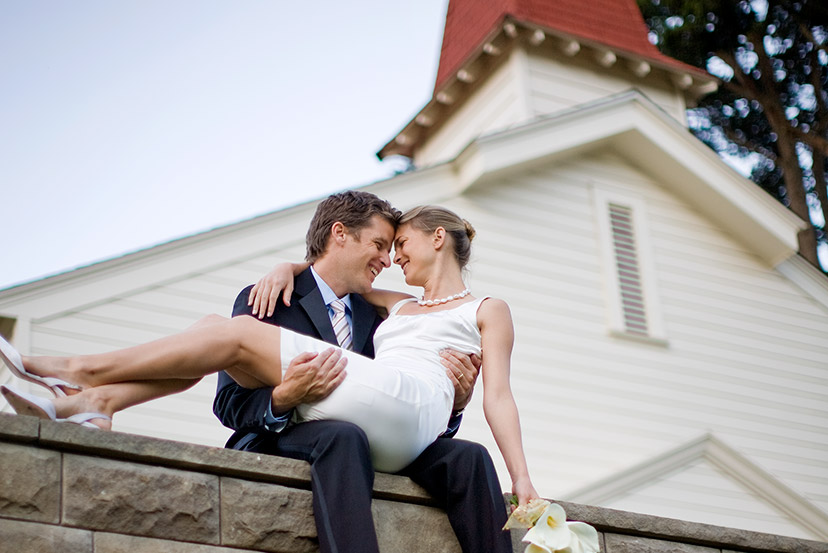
[561,521,601,553]
[524,543,553,553]
[522,503,571,551]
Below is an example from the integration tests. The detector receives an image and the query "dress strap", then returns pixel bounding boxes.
[388,297,418,316]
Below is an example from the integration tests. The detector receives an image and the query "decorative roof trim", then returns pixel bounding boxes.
[564,433,828,540]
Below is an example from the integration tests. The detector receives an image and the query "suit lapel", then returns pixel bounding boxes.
[295,269,339,345]
[294,267,379,353]
[349,293,377,354]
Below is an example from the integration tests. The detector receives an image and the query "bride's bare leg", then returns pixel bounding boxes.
[51,378,200,429]
[22,315,285,390]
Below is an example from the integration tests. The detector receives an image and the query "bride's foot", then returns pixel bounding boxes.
[0,335,83,397]
[53,389,113,430]
[1,386,112,430]
[21,355,86,396]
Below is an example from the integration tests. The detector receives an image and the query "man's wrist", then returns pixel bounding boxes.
[271,386,301,414]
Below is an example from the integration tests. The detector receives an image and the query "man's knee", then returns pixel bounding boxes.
[316,421,370,457]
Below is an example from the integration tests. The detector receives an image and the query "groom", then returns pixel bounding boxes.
[213,191,512,553]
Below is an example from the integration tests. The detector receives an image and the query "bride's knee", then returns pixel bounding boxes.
[225,315,267,350]
[190,313,227,329]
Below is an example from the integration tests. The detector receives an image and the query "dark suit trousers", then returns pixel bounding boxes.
[400,438,513,553]
[240,421,512,553]
[241,420,380,553]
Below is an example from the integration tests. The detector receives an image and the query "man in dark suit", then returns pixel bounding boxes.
[213,191,512,553]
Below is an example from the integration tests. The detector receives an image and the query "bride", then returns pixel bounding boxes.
[0,205,539,504]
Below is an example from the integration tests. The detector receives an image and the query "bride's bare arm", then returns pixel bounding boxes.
[248,261,412,318]
[478,298,539,506]
[248,262,309,318]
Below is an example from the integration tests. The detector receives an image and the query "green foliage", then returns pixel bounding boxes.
[638,0,828,267]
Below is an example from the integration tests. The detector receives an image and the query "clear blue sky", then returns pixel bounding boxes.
[1,1,447,289]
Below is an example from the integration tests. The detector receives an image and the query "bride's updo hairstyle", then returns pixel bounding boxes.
[399,205,476,269]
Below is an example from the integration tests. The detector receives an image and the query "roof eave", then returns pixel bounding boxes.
[377,18,718,161]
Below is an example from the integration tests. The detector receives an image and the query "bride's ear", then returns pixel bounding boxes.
[433,227,446,249]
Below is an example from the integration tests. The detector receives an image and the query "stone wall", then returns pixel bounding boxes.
[1,413,825,553]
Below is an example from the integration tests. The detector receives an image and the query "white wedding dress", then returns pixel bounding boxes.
[278,297,488,472]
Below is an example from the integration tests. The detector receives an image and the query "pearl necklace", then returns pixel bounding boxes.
[418,288,471,307]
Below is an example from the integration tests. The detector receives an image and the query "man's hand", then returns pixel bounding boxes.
[441,350,481,411]
[271,349,348,414]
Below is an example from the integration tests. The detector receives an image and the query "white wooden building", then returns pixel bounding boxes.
[2,0,826,541]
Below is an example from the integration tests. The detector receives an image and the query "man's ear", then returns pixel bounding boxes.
[331,221,348,246]
[433,227,446,249]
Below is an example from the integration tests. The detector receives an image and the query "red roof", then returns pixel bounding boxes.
[434,0,699,91]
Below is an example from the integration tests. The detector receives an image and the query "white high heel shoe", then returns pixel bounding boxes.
[0,335,82,397]
[0,385,110,429]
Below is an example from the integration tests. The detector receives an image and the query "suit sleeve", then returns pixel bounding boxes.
[442,412,464,439]
[212,286,290,433]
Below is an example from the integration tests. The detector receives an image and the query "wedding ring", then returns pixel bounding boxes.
[457,372,464,380]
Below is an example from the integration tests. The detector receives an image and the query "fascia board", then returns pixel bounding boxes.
[454,96,636,189]
[0,203,316,319]
[362,162,463,211]
[618,101,806,265]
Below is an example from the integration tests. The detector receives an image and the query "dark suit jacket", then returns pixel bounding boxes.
[213,267,384,449]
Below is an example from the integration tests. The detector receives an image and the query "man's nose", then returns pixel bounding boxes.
[381,250,392,267]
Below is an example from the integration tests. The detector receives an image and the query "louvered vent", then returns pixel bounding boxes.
[608,204,648,336]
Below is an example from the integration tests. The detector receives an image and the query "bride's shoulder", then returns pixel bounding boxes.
[475,296,511,316]
[475,297,514,335]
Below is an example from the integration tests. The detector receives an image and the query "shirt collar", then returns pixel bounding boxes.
[310,266,352,312]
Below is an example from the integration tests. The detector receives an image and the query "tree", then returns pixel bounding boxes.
[638,0,828,269]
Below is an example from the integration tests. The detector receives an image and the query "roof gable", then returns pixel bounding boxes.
[564,433,828,540]
[451,90,806,267]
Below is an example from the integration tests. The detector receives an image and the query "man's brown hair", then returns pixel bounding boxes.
[305,191,401,262]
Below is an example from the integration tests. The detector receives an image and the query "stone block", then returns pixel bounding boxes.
[0,441,61,523]
[62,454,220,543]
[373,498,461,553]
[0,411,40,442]
[94,531,251,553]
[0,517,92,552]
[604,533,719,553]
[220,477,318,553]
[39,419,313,486]
[373,471,433,503]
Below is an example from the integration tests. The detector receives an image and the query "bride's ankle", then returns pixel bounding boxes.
[55,389,112,420]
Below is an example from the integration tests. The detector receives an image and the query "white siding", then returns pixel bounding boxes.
[20,242,308,446]
[526,53,687,123]
[416,54,527,167]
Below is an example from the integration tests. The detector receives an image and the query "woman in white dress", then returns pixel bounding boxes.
[0,205,539,505]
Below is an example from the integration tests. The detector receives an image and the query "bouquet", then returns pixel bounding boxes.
[503,499,600,553]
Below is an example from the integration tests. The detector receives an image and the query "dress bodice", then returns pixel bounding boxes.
[372,297,487,396]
